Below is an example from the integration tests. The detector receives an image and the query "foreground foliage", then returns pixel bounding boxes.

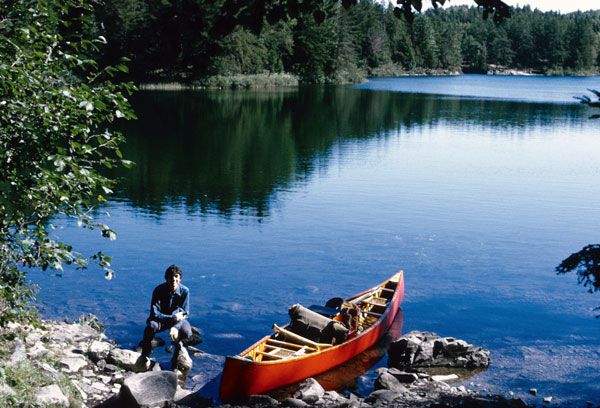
[0,0,134,323]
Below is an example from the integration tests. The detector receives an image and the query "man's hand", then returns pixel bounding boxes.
[169,327,179,342]
[174,312,185,322]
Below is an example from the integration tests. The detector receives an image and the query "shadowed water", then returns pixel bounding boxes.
[31,76,600,405]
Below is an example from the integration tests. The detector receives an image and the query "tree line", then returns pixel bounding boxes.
[97,1,600,83]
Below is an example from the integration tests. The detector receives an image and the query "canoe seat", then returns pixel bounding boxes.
[268,347,295,358]
[361,297,387,307]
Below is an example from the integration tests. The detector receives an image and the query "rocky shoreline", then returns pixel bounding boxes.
[0,318,547,407]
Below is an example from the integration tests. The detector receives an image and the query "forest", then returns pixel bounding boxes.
[97,1,600,83]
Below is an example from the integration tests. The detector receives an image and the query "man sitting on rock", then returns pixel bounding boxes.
[135,264,192,372]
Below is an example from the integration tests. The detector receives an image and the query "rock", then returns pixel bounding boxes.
[365,389,400,404]
[321,390,349,406]
[431,374,459,382]
[388,331,490,369]
[283,397,309,407]
[9,339,27,365]
[71,380,87,400]
[96,358,107,370]
[107,348,142,371]
[414,338,434,364]
[27,341,47,357]
[103,363,119,372]
[98,374,112,384]
[119,371,178,407]
[530,388,538,396]
[91,381,111,393]
[35,384,69,406]
[293,378,325,403]
[88,340,112,361]
[40,362,59,375]
[544,396,553,403]
[60,356,88,372]
[388,337,419,366]
[374,372,408,393]
[387,368,419,383]
[248,394,279,407]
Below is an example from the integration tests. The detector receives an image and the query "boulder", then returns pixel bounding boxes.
[293,378,325,403]
[387,368,419,384]
[119,371,178,407]
[107,348,142,371]
[374,371,408,394]
[388,331,490,369]
[35,384,69,406]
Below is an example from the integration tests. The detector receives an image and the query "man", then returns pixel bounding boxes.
[136,264,192,371]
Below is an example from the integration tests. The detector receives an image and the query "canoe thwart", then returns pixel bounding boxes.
[272,324,333,351]
[266,338,316,351]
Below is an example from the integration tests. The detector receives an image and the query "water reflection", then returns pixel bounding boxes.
[116,87,586,217]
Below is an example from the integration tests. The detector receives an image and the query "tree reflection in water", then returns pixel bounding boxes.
[114,87,585,218]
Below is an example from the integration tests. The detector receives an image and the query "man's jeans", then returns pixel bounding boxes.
[141,319,192,357]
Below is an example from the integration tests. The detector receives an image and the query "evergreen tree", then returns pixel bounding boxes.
[437,23,463,70]
[489,28,514,66]
[412,15,439,69]
[566,15,597,69]
[385,6,417,69]
[292,9,339,83]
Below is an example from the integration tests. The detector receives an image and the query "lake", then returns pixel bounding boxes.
[31,75,600,405]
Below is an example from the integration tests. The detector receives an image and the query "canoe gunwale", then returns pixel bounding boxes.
[220,270,405,401]
[227,271,403,365]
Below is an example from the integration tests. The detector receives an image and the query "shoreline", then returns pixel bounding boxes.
[138,68,600,91]
[0,316,552,407]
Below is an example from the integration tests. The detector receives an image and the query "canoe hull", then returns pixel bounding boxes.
[220,271,404,402]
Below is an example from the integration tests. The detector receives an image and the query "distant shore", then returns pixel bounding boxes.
[138,66,600,91]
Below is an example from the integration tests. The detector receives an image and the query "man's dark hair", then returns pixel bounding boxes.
[165,264,183,279]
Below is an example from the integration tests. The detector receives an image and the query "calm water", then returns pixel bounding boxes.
[31,75,600,405]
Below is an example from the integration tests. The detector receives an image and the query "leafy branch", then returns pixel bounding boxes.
[0,0,135,324]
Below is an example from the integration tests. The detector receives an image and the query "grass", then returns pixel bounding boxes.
[140,73,301,90]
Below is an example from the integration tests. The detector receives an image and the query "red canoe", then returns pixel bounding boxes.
[219,271,405,402]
